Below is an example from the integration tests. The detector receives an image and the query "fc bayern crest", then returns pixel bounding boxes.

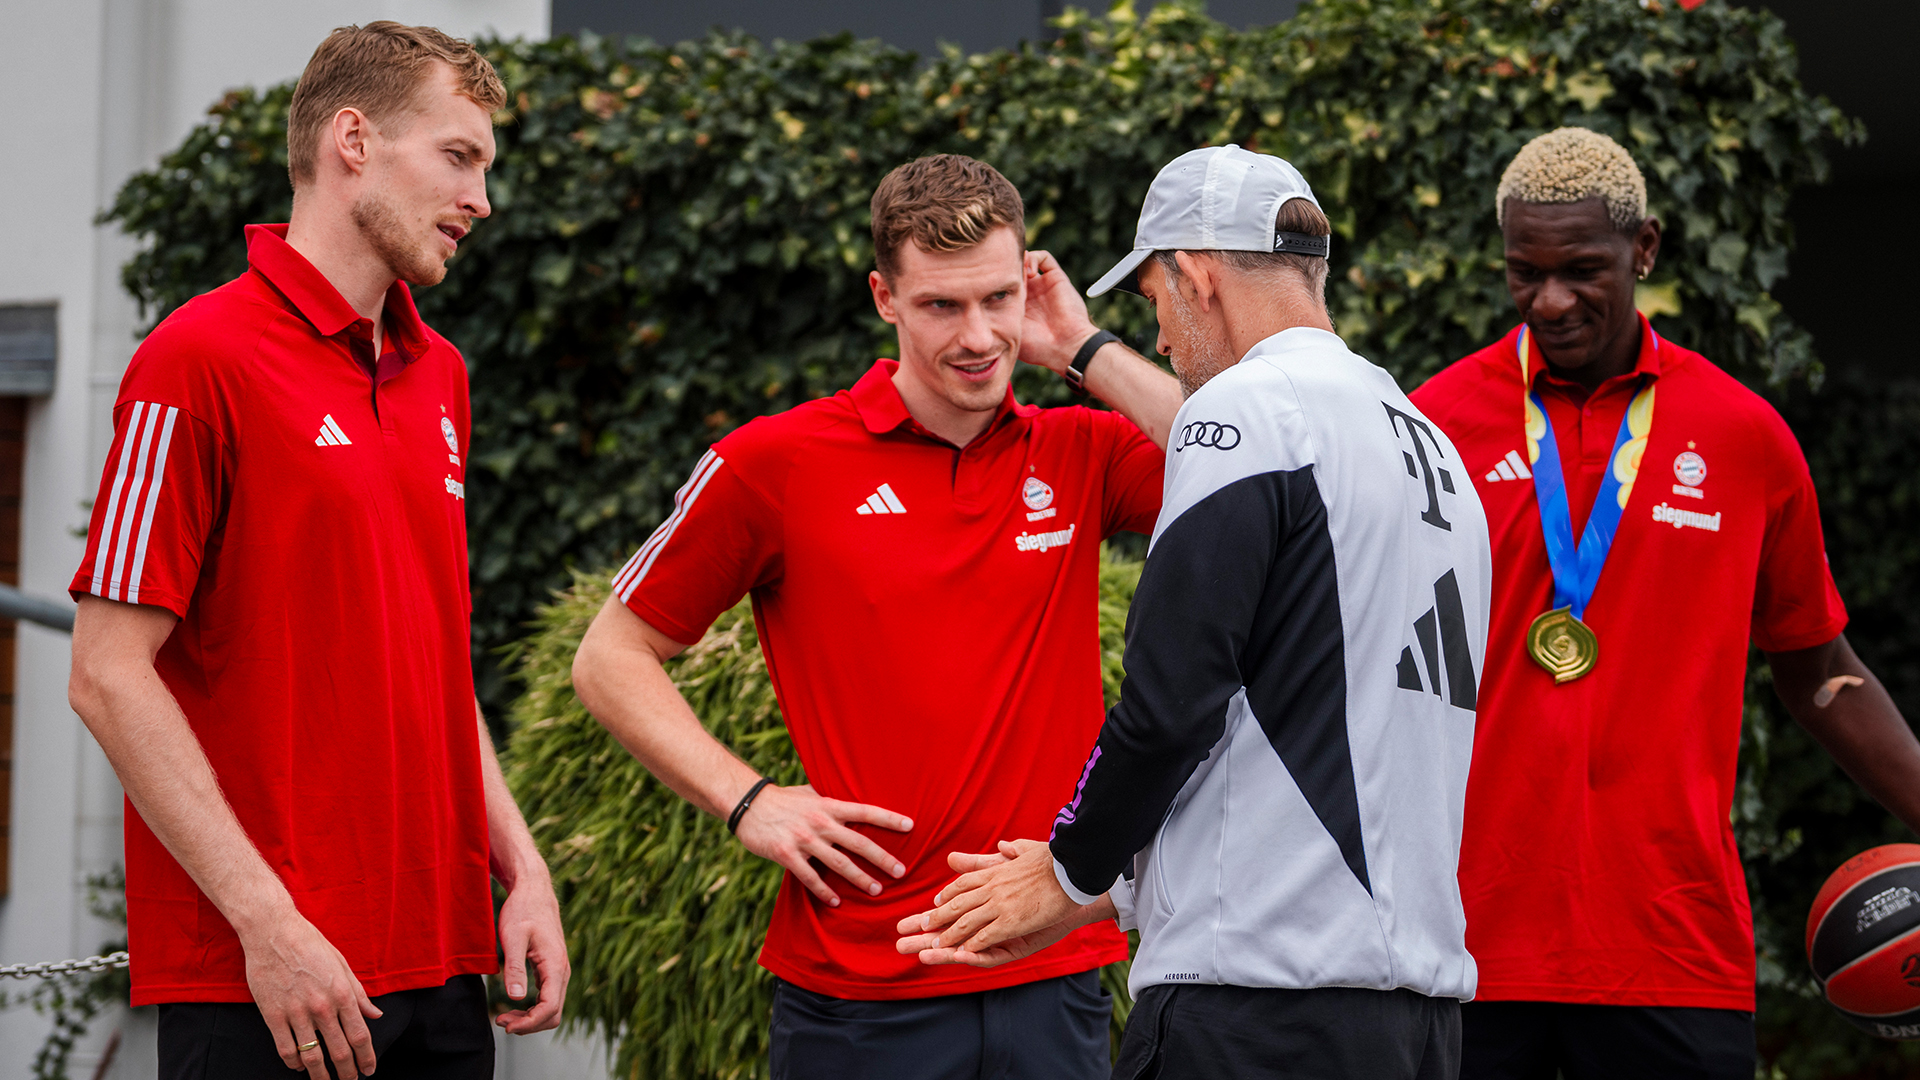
[1022,476,1054,511]
[1673,451,1706,487]
[441,416,460,454]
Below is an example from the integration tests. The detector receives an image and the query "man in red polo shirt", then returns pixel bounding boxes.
[571,154,1181,1078]
[65,23,567,1080]
[1411,127,1920,1078]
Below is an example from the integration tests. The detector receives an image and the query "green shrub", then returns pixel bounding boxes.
[100,1,1918,1074]
[501,557,1143,1078]
[103,0,1851,715]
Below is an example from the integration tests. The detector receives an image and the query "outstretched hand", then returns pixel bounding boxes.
[894,839,1104,968]
[735,783,913,907]
[1019,250,1100,375]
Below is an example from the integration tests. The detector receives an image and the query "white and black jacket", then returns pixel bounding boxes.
[1050,327,1490,1001]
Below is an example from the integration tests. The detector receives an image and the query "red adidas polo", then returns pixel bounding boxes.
[1411,317,1847,1010]
[617,359,1162,999]
[70,225,495,1005]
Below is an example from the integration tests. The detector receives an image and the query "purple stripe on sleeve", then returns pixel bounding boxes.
[1050,745,1102,839]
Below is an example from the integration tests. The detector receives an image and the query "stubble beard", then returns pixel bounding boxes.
[932,345,1012,414]
[1163,288,1238,397]
[352,190,448,288]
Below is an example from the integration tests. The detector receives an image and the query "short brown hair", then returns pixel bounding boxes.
[287,22,506,188]
[1153,197,1332,299]
[870,155,1026,279]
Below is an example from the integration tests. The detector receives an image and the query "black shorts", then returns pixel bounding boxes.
[157,974,493,1080]
[1113,982,1460,1080]
[768,970,1111,1080]
[1460,1000,1755,1080]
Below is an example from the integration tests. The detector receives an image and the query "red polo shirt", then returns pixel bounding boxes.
[71,225,495,1005]
[618,360,1162,999]
[1411,318,1847,1010]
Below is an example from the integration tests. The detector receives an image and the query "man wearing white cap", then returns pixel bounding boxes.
[897,145,1492,1078]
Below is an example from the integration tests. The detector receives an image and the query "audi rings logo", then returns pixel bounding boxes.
[1175,421,1241,452]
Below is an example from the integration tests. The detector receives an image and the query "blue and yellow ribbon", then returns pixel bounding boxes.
[1518,327,1655,621]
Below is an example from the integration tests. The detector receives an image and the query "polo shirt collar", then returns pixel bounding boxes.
[1523,312,1664,391]
[849,359,1038,439]
[245,223,428,363]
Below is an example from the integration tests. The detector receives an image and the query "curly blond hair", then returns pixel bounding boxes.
[1496,127,1647,231]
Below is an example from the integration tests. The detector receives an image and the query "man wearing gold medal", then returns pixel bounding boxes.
[1412,127,1920,1078]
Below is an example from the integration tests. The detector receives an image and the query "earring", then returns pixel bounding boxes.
[1636,267,1649,281]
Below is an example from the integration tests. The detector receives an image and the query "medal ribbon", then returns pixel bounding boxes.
[1519,326,1656,621]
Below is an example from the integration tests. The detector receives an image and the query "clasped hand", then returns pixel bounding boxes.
[894,839,1109,968]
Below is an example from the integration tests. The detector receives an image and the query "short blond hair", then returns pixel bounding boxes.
[869,155,1026,279]
[1496,127,1647,232]
[287,22,505,188]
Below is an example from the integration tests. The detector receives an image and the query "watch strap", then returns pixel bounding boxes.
[1064,330,1121,394]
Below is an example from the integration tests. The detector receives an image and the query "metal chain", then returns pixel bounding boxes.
[0,952,129,980]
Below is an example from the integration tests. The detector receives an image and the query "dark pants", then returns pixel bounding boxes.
[769,971,1111,1080]
[1113,983,1460,1080]
[158,974,493,1080]
[1460,1000,1755,1080]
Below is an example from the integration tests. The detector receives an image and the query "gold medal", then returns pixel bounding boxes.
[1526,606,1597,683]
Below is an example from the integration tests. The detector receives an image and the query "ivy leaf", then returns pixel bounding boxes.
[1563,70,1615,110]
[1709,232,1750,275]
[1634,278,1683,319]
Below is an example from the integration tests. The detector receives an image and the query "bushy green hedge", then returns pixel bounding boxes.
[501,557,1143,1078]
[104,0,1851,713]
[99,1,1920,1074]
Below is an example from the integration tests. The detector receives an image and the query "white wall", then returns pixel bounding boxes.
[0,2,611,1077]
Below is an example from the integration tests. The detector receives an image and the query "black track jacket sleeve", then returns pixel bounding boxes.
[1050,467,1325,899]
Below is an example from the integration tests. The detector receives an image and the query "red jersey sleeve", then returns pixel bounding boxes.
[70,398,226,618]
[1095,409,1164,537]
[614,445,785,646]
[1750,409,1848,652]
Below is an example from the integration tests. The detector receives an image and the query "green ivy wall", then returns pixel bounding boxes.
[100,1,1920,1075]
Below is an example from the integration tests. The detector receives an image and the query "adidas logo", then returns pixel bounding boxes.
[314,414,352,447]
[855,483,907,515]
[1395,569,1478,710]
[1482,449,1532,483]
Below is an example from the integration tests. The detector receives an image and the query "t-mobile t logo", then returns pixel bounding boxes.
[1383,403,1455,532]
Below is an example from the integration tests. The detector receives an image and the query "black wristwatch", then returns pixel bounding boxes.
[1063,329,1120,395]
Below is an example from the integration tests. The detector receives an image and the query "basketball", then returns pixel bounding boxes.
[1807,845,1920,1038]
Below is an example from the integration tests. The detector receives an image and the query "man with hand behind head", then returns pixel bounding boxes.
[67,23,567,1080]
[899,145,1491,1080]
[572,154,1182,1079]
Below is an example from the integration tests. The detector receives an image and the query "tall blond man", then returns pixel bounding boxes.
[572,154,1182,1079]
[67,24,567,1080]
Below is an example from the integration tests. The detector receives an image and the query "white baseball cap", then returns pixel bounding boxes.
[1088,144,1327,298]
